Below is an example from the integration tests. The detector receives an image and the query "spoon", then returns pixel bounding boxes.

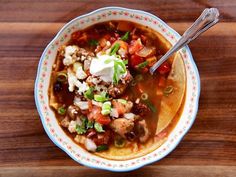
[149,8,220,75]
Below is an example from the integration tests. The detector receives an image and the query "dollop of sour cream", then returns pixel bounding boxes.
[89,54,127,83]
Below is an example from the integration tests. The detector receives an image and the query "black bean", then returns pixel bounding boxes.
[54,82,62,92]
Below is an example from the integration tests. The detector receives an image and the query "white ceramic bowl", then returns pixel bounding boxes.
[35,7,200,172]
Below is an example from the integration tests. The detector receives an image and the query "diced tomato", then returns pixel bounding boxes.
[129,54,144,68]
[128,38,143,54]
[157,62,171,75]
[87,106,111,125]
[158,76,166,87]
[96,115,111,125]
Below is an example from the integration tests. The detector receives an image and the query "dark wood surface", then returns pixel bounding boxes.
[0,0,236,176]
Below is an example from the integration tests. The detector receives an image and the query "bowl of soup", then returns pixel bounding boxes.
[35,7,200,172]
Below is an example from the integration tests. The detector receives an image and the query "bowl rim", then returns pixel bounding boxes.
[34,6,201,172]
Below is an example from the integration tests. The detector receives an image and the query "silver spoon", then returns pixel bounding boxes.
[150,8,220,75]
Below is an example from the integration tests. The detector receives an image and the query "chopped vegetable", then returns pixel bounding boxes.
[157,62,171,75]
[141,93,148,100]
[163,86,173,96]
[96,115,111,125]
[101,101,111,115]
[56,72,68,83]
[94,92,109,102]
[146,56,157,66]
[94,122,105,132]
[129,38,143,54]
[113,59,127,84]
[96,144,108,152]
[58,106,66,115]
[114,137,126,148]
[136,61,148,69]
[84,87,94,100]
[117,99,127,104]
[129,54,143,68]
[88,39,98,46]
[135,46,156,58]
[120,32,130,41]
[86,120,94,129]
[76,117,87,134]
[143,100,157,113]
[110,43,120,55]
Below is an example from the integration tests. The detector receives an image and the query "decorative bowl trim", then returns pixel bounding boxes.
[34,7,200,172]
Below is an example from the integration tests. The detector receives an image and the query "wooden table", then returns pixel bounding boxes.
[0,1,235,176]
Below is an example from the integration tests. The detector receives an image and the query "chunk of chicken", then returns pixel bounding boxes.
[137,120,150,143]
[108,71,133,98]
[60,116,70,128]
[110,118,134,138]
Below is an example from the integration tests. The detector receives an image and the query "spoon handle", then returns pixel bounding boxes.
[150,8,220,75]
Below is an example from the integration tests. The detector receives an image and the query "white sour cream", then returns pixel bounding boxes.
[89,54,127,83]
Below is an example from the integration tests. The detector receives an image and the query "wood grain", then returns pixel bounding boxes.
[0,0,236,176]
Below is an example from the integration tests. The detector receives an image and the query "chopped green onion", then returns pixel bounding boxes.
[123,59,128,65]
[96,144,108,152]
[117,99,127,104]
[58,106,66,115]
[114,137,126,148]
[143,100,157,113]
[136,61,149,69]
[141,93,148,100]
[163,86,174,96]
[86,120,94,129]
[88,39,98,46]
[94,122,105,133]
[120,31,130,41]
[101,101,111,115]
[94,92,109,102]
[110,43,120,55]
[131,80,137,86]
[84,87,94,100]
[113,59,127,84]
[56,72,67,83]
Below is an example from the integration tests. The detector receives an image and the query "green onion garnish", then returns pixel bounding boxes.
[88,39,98,46]
[114,137,126,148]
[120,31,129,41]
[136,61,149,69]
[96,144,108,152]
[56,72,67,83]
[84,87,94,100]
[86,120,94,129]
[94,92,109,102]
[141,93,148,100]
[101,101,111,115]
[123,59,128,65]
[58,106,66,115]
[143,100,157,113]
[163,86,174,96]
[110,43,120,55]
[94,122,105,133]
[117,99,127,104]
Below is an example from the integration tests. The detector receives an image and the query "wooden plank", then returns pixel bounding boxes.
[0,0,236,22]
[0,166,235,177]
